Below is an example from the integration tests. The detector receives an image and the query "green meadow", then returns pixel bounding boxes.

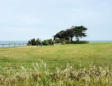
[0,42,112,86]
[0,42,112,68]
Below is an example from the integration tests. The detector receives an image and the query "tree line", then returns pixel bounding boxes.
[28,25,88,46]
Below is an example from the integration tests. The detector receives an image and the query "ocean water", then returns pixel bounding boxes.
[0,40,111,48]
[0,41,27,48]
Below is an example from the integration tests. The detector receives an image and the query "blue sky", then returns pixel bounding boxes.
[0,0,112,41]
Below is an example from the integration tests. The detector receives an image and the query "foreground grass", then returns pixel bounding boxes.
[0,61,112,86]
[0,42,112,85]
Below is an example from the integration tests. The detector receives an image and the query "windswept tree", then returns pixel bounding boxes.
[54,25,87,43]
[72,26,87,42]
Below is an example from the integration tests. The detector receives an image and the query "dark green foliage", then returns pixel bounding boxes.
[35,38,42,46]
[54,26,87,44]
[71,26,87,42]
[54,39,62,43]
[73,41,89,44]
[28,38,54,46]
[54,30,66,40]
[27,38,36,45]
[42,39,54,45]
[48,39,54,45]
[65,29,75,42]
[27,38,42,46]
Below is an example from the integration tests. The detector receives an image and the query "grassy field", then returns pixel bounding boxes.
[0,42,112,68]
[0,42,112,86]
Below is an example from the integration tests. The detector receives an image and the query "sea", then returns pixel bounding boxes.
[0,40,112,48]
[0,41,28,48]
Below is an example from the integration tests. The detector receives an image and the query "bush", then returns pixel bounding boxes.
[54,39,62,43]
[27,38,36,45]
[54,39,71,44]
[42,39,54,45]
[36,38,42,46]
[73,41,89,44]
[27,38,42,46]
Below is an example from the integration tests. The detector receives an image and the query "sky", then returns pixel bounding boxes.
[0,0,112,41]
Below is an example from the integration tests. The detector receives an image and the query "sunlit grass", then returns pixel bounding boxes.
[0,42,112,67]
[0,42,112,85]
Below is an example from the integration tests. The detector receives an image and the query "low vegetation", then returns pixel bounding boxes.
[0,61,112,86]
[27,39,54,46]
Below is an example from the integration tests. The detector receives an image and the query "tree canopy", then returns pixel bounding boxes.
[54,26,87,43]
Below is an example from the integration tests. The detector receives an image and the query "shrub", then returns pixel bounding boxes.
[48,39,54,45]
[36,38,42,46]
[42,39,54,45]
[54,39,71,44]
[73,41,89,44]
[27,38,36,45]
[27,38,42,46]
[54,39,63,43]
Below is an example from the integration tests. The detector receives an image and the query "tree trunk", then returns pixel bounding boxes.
[71,37,73,43]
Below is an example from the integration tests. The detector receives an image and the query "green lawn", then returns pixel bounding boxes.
[0,42,112,69]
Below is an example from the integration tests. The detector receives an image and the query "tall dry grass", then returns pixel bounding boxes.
[0,61,112,86]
